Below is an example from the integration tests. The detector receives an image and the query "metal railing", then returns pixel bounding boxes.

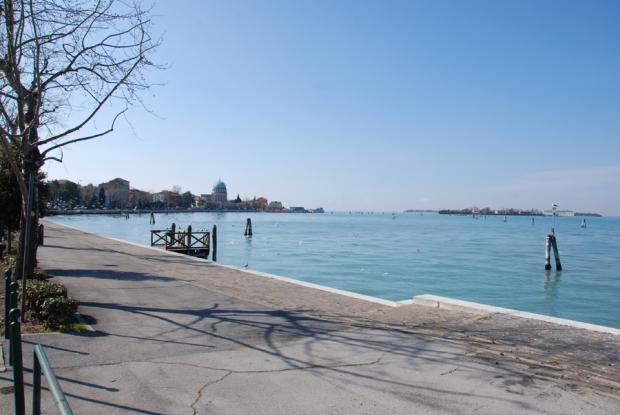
[33,344,74,415]
[4,268,74,415]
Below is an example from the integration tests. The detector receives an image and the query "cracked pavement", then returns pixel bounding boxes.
[0,221,618,414]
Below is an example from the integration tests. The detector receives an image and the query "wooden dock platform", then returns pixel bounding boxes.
[150,225,210,258]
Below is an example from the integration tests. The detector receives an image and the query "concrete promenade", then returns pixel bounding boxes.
[0,221,618,414]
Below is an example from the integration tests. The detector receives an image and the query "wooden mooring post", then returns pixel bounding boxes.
[545,234,562,271]
[244,218,253,236]
[186,225,192,255]
[212,225,217,262]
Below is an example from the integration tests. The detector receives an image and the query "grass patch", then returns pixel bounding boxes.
[66,322,90,333]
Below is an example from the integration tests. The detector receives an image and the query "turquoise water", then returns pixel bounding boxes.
[49,212,620,329]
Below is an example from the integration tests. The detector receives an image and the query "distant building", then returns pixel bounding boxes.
[105,178,129,190]
[254,197,268,208]
[99,177,130,208]
[129,189,151,208]
[212,180,227,203]
[152,192,166,204]
[163,191,180,207]
[152,190,180,207]
[543,210,575,217]
[268,201,283,210]
[290,206,306,213]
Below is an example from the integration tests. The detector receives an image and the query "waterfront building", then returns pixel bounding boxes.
[129,189,151,209]
[254,197,268,209]
[543,210,575,217]
[152,192,165,204]
[268,201,283,210]
[151,190,180,208]
[99,177,130,208]
[212,180,228,203]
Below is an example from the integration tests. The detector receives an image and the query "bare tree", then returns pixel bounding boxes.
[0,0,159,310]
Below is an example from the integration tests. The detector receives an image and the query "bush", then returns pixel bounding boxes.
[24,280,67,320]
[22,279,78,329]
[40,296,79,329]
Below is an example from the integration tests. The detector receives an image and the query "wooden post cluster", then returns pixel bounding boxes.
[244,218,253,236]
[545,234,562,271]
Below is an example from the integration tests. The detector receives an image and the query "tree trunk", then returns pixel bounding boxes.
[7,224,11,256]
[15,138,42,284]
[27,213,39,276]
[13,203,27,283]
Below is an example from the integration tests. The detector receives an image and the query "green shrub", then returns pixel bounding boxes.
[40,296,79,329]
[24,280,67,319]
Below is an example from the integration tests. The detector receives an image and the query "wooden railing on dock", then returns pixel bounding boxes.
[150,226,210,258]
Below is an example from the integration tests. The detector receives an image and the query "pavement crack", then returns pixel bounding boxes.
[158,354,384,375]
[190,371,232,415]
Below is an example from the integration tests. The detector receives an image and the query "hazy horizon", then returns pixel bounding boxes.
[43,1,620,215]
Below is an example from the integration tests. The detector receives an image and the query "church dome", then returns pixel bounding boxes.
[212,180,228,203]
[213,180,226,191]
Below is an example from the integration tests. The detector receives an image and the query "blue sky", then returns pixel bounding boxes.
[44,0,620,214]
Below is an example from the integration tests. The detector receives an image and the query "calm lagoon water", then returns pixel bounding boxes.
[49,212,620,329]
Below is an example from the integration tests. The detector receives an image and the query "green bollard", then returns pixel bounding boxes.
[33,349,41,415]
[8,282,18,364]
[9,281,18,311]
[4,268,11,339]
[10,308,25,415]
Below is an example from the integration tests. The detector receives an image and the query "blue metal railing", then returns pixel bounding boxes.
[33,344,73,415]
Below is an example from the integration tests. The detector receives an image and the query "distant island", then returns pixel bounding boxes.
[45,177,324,215]
[433,207,602,217]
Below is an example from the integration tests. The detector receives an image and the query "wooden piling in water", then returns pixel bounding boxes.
[244,218,253,236]
[212,225,217,262]
[545,233,562,271]
[545,234,552,271]
[551,235,562,271]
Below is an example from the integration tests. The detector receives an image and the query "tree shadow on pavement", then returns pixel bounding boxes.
[78,300,541,413]
[45,268,177,283]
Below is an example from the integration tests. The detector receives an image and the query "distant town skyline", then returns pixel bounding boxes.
[43,1,620,215]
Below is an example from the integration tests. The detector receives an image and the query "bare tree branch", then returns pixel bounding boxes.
[42,106,126,155]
